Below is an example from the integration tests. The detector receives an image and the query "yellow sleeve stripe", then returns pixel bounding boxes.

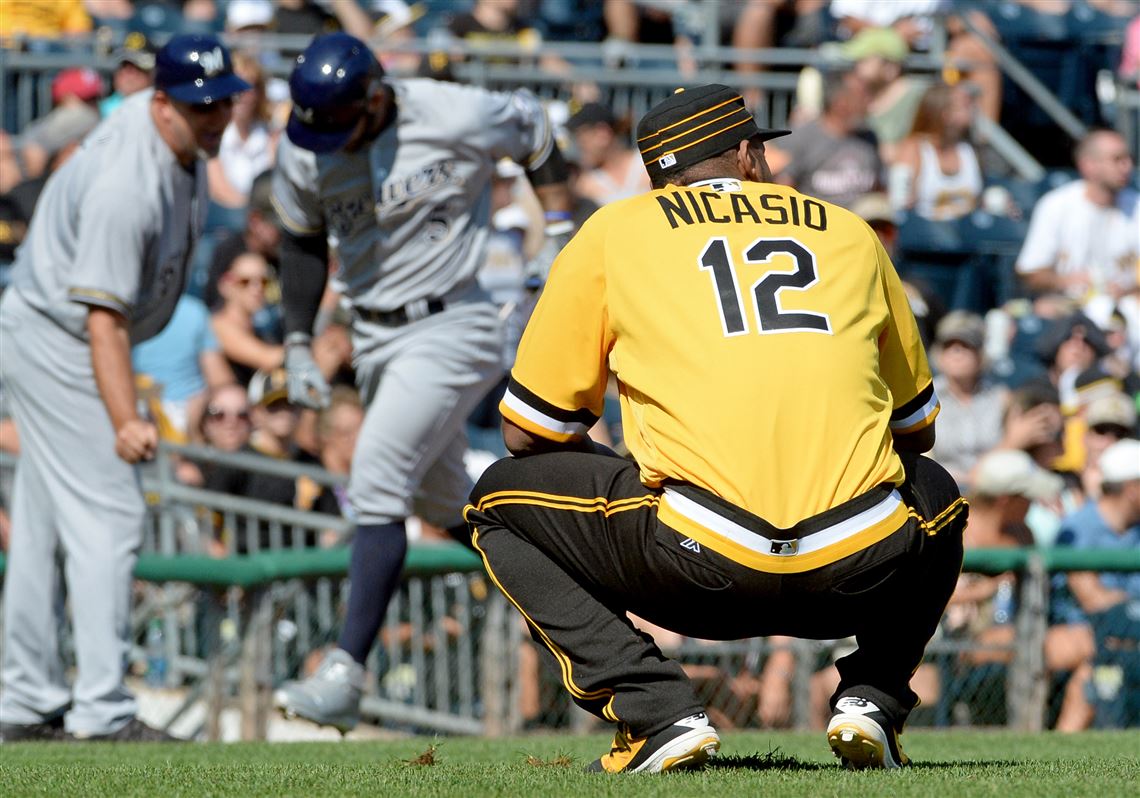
[67,287,132,314]
[890,389,940,432]
[269,193,324,237]
[500,387,591,440]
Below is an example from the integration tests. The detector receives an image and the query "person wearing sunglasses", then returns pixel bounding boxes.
[0,34,249,743]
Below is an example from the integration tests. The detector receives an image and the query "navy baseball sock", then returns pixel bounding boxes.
[337,521,408,665]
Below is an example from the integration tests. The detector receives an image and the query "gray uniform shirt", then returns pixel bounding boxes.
[272,79,553,312]
[10,90,205,344]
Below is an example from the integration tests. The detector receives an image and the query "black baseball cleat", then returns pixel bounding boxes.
[586,712,721,773]
[0,716,68,743]
[71,718,181,742]
[827,695,909,769]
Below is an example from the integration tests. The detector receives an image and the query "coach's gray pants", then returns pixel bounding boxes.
[349,298,505,526]
[0,289,143,736]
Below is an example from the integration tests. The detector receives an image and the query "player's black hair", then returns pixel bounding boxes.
[650,147,739,190]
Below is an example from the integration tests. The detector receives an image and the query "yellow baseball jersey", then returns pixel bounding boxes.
[502,179,938,530]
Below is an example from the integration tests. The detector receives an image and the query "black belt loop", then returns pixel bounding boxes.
[356,298,446,326]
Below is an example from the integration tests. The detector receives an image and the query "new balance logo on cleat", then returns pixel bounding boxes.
[680,538,701,553]
[835,697,877,714]
[673,712,710,729]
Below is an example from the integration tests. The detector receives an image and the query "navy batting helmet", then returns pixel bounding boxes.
[155,34,249,104]
[287,33,384,154]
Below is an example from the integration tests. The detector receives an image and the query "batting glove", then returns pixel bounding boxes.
[284,334,331,410]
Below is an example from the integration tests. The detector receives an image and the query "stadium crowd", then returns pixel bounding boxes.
[0,0,1137,734]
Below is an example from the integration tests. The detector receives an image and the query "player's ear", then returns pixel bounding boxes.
[736,139,760,182]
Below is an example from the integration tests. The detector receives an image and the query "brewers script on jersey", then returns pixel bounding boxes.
[273,78,553,316]
[501,178,940,568]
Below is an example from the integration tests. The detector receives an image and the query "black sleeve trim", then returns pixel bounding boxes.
[891,381,935,421]
[507,375,599,426]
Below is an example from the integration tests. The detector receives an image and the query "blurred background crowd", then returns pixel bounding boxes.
[0,0,1138,734]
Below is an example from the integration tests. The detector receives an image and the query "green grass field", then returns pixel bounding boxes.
[3,730,1138,797]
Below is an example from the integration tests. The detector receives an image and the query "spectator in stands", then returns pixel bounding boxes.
[1016,129,1137,306]
[565,102,650,206]
[132,295,235,441]
[732,0,831,105]
[99,33,156,117]
[1080,392,1138,498]
[850,191,945,346]
[1034,311,1113,411]
[993,381,1078,546]
[204,170,281,309]
[1122,14,1140,87]
[1051,438,1140,731]
[830,0,1002,121]
[0,106,100,246]
[891,82,984,221]
[208,51,276,210]
[225,0,275,34]
[930,311,1009,489]
[212,252,283,387]
[18,68,104,183]
[199,383,252,454]
[841,27,926,164]
[205,369,320,552]
[274,0,374,40]
[768,70,882,208]
[941,448,1056,723]
[0,0,92,41]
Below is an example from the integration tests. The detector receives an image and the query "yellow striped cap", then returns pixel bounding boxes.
[636,85,789,178]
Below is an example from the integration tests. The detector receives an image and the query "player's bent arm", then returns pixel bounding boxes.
[279,229,330,339]
[893,423,936,453]
[502,418,598,458]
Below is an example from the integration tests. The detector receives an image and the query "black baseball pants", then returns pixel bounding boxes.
[465,449,965,737]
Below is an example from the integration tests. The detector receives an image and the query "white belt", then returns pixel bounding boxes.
[661,488,905,557]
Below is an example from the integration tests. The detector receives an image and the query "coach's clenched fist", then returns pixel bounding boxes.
[115,418,159,463]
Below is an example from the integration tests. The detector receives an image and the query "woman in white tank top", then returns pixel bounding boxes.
[890,83,984,221]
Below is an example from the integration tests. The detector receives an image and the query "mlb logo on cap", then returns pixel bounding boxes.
[659,153,677,169]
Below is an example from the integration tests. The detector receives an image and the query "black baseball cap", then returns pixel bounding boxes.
[566,102,616,131]
[636,85,789,179]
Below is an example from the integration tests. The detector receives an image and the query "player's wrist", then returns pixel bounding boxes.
[284,331,313,349]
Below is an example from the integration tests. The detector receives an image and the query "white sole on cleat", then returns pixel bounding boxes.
[827,715,901,769]
[638,729,722,773]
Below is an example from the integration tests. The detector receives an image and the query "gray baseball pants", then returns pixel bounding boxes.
[0,289,143,736]
[348,297,505,527]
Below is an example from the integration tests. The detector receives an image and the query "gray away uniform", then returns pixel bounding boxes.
[0,90,204,735]
[272,79,553,525]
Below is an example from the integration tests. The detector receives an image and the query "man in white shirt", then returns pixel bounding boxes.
[1016,130,1138,304]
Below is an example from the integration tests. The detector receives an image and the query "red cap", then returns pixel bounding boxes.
[51,67,106,105]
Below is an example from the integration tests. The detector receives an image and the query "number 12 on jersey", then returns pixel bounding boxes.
[698,237,832,337]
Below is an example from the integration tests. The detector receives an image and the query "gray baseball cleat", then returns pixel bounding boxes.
[274,648,365,733]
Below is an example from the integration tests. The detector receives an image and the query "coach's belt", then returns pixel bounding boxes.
[356,298,446,326]
[657,485,909,573]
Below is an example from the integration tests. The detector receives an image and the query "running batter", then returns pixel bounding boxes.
[271,33,574,731]
[0,34,248,742]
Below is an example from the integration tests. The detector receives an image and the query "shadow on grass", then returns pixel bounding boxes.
[706,750,1024,773]
[707,750,828,772]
